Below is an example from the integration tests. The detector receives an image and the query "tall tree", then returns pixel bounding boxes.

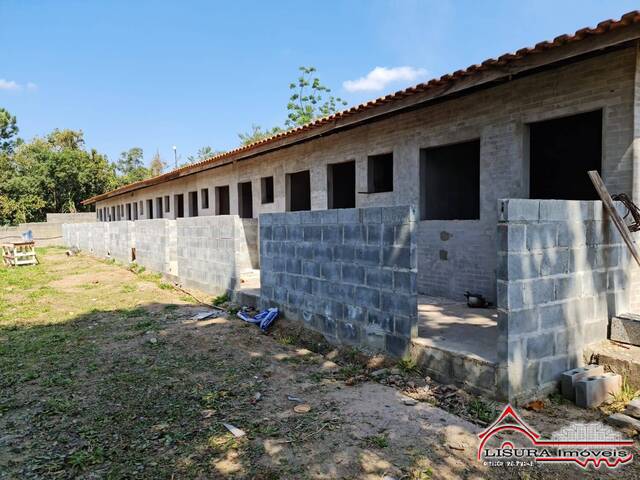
[115,147,150,185]
[186,146,224,164]
[0,107,19,153]
[238,124,282,146]
[0,128,117,224]
[285,66,347,128]
[149,150,166,176]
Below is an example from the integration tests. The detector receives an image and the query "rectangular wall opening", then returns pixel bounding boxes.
[133,202,138,220]
[110,206,115,222]
[164,195,170,214]
[420,139,480,220]
[156,197,163,218]
[139,201,144,217]
[261,176,274,204]
[328,160,356,209]
[216,186,230,215]
[126,203,132,220]
[188,191,198,217]
[174,194,184,218]
[367,153,393,193]
[238,181,253,218]
[286,170,311,211]
[146,199,154,219]
[529,110,602,200]
[201,188,209,209]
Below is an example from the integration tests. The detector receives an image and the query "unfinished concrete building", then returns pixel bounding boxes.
[68,12,640,402]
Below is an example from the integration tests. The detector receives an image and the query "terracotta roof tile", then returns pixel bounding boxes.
[84,10,640,205]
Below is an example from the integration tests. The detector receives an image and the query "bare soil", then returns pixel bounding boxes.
[1,248,639,479]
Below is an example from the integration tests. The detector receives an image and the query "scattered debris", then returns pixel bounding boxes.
[222,422,246,438]
[65,246,80,256]
[447,442,466,451]
[252,392,262,404]
[370,368,388,378]
[191,310,219,321]
[293,403,311,414]
[287,395,303,402]
[201,409,215,418]
[237,307,279,332]
[403,398,418,406]
[148,337,158,344]
[524,400,545,412]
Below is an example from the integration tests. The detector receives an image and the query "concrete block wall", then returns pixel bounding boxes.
[260,206,418,357]
[95,47,637,305]
[134,219,178,276]
[46,212,96,224]
[62,223,108,256]
[176,216,258,295]
[496,199,631,401]
[106,221,135,264]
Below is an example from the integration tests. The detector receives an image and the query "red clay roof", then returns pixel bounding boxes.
[84,10,640,205]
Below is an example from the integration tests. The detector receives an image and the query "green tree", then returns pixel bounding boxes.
[149,150,166,176]
[187,146,224,163]
[238,124,282,146]
[0,127,117,225]
[0,107,19,153]
[115,147,150,185]
[285,66,347,128]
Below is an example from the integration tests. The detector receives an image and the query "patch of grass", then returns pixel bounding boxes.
[127,263,146,274]
[548,392,568,405]
[120,284,137,293]
[121,307,148,319]
[467,398,496,424]
[212,293,229,306]
[158,282,173,290]
[365,433,389,448]
[607,377,639,413]
[397,358,420,374]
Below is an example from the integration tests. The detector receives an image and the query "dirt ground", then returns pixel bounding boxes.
[1,248,639,479]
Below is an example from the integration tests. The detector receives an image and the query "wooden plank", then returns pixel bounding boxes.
[588,170,640,268]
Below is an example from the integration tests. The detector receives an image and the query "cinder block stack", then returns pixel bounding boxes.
[560,365,622,408]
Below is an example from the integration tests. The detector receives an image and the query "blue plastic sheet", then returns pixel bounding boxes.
[237,307,279,332]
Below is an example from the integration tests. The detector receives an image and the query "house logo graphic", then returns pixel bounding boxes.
[477,405,635,469]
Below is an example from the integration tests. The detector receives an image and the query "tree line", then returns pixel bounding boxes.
[0,66,345,225]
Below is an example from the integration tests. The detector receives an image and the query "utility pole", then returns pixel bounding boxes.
[172,145,177,169]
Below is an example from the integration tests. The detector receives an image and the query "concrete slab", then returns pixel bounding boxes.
[584,340,640,390]
[416,295,498,363]
[610,312,640,346]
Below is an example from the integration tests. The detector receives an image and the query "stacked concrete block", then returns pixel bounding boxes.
[260,206,418,357]
[575,373,622,408]
[106,221,135,263]
[135,219,177,276]
[496,199,631,402]
[176,216,258,295]
[560,365,605,400]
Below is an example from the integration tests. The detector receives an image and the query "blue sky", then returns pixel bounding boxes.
[1,0,638,166]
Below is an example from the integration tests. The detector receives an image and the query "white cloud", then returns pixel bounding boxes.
[0,79,21,91]
[0,79,38,92]
[343,66,428,93]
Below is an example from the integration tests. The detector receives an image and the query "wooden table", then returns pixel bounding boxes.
[2,241,38,266]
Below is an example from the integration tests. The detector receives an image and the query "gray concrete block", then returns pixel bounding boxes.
[526,332,554,359]
[321,262,341,281]
[287,226,303,241]
[302,261,320,278]
[367,309,394,333]
[526,223,557,251]
[355,245,380,266]
[560,365,605,401]
[385,334,410,358]
[354,286,380,309]
[333,244,355,262]
[366,225,382,245]
[303,225,322,242]
[338,208,361,224]
[381,292,417,317]
[499,198,539,222]
[575,373,622,408]
[343,224,365,244]
[382,246,412,269]
[623,398,640,418]
[362,207,382,224]
[380,205,415,224]
[342,264,365,284]
[321,225,341,243]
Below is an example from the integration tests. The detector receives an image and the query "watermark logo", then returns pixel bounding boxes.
[478,405,634,469]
